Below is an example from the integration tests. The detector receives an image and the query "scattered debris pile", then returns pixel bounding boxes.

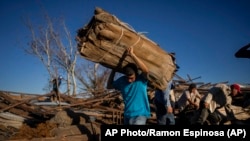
[0,90,123,141]
[1,78,250,140]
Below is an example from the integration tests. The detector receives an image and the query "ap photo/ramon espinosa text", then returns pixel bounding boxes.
[101,125,249,140]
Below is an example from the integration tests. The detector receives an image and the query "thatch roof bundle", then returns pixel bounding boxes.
[76,7,177,90]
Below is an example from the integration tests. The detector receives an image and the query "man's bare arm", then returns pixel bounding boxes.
[127,47,149,74]
[106,69,116,89]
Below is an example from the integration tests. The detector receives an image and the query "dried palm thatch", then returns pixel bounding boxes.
[76,7,177,90]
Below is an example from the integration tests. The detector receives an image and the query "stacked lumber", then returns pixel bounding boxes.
[76,7,177,90]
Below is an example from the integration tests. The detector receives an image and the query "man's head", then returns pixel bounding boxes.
[123,63,138,83]
[188,83,197,93]
[230,84,241,96]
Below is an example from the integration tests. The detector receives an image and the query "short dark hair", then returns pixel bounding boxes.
[188,83,197,90]
[123,63,138,76]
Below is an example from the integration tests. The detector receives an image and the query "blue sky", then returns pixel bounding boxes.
[0,0,249,94]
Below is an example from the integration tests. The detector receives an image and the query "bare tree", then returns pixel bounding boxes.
[48,19,78,96]
[25,14,77,95]
[75,62,110,96]
[24,9,114,96]
[25,17,55,81]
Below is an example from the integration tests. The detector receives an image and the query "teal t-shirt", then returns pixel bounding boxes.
[113,74,151,118]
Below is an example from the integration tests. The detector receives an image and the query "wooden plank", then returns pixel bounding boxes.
[0,92,54,112]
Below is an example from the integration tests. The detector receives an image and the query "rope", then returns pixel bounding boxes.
[96,26,125,62]
[112,14,137,33]
[91,12,143,63]
[130,35,141,48]
[115,27,124,44]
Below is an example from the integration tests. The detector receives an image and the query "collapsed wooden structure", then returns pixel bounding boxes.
[0,90,121,141]
[76,7,178,91]
[1,75,250,140]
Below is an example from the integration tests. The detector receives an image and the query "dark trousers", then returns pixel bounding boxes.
[51,88,59,101]
[178,105,197,125]
[155,100,175,125]
[196,101,222,125]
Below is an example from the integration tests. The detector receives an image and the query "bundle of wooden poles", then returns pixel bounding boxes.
[76,7,177,90]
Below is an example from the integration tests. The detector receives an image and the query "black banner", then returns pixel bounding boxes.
[101,125,250,140]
